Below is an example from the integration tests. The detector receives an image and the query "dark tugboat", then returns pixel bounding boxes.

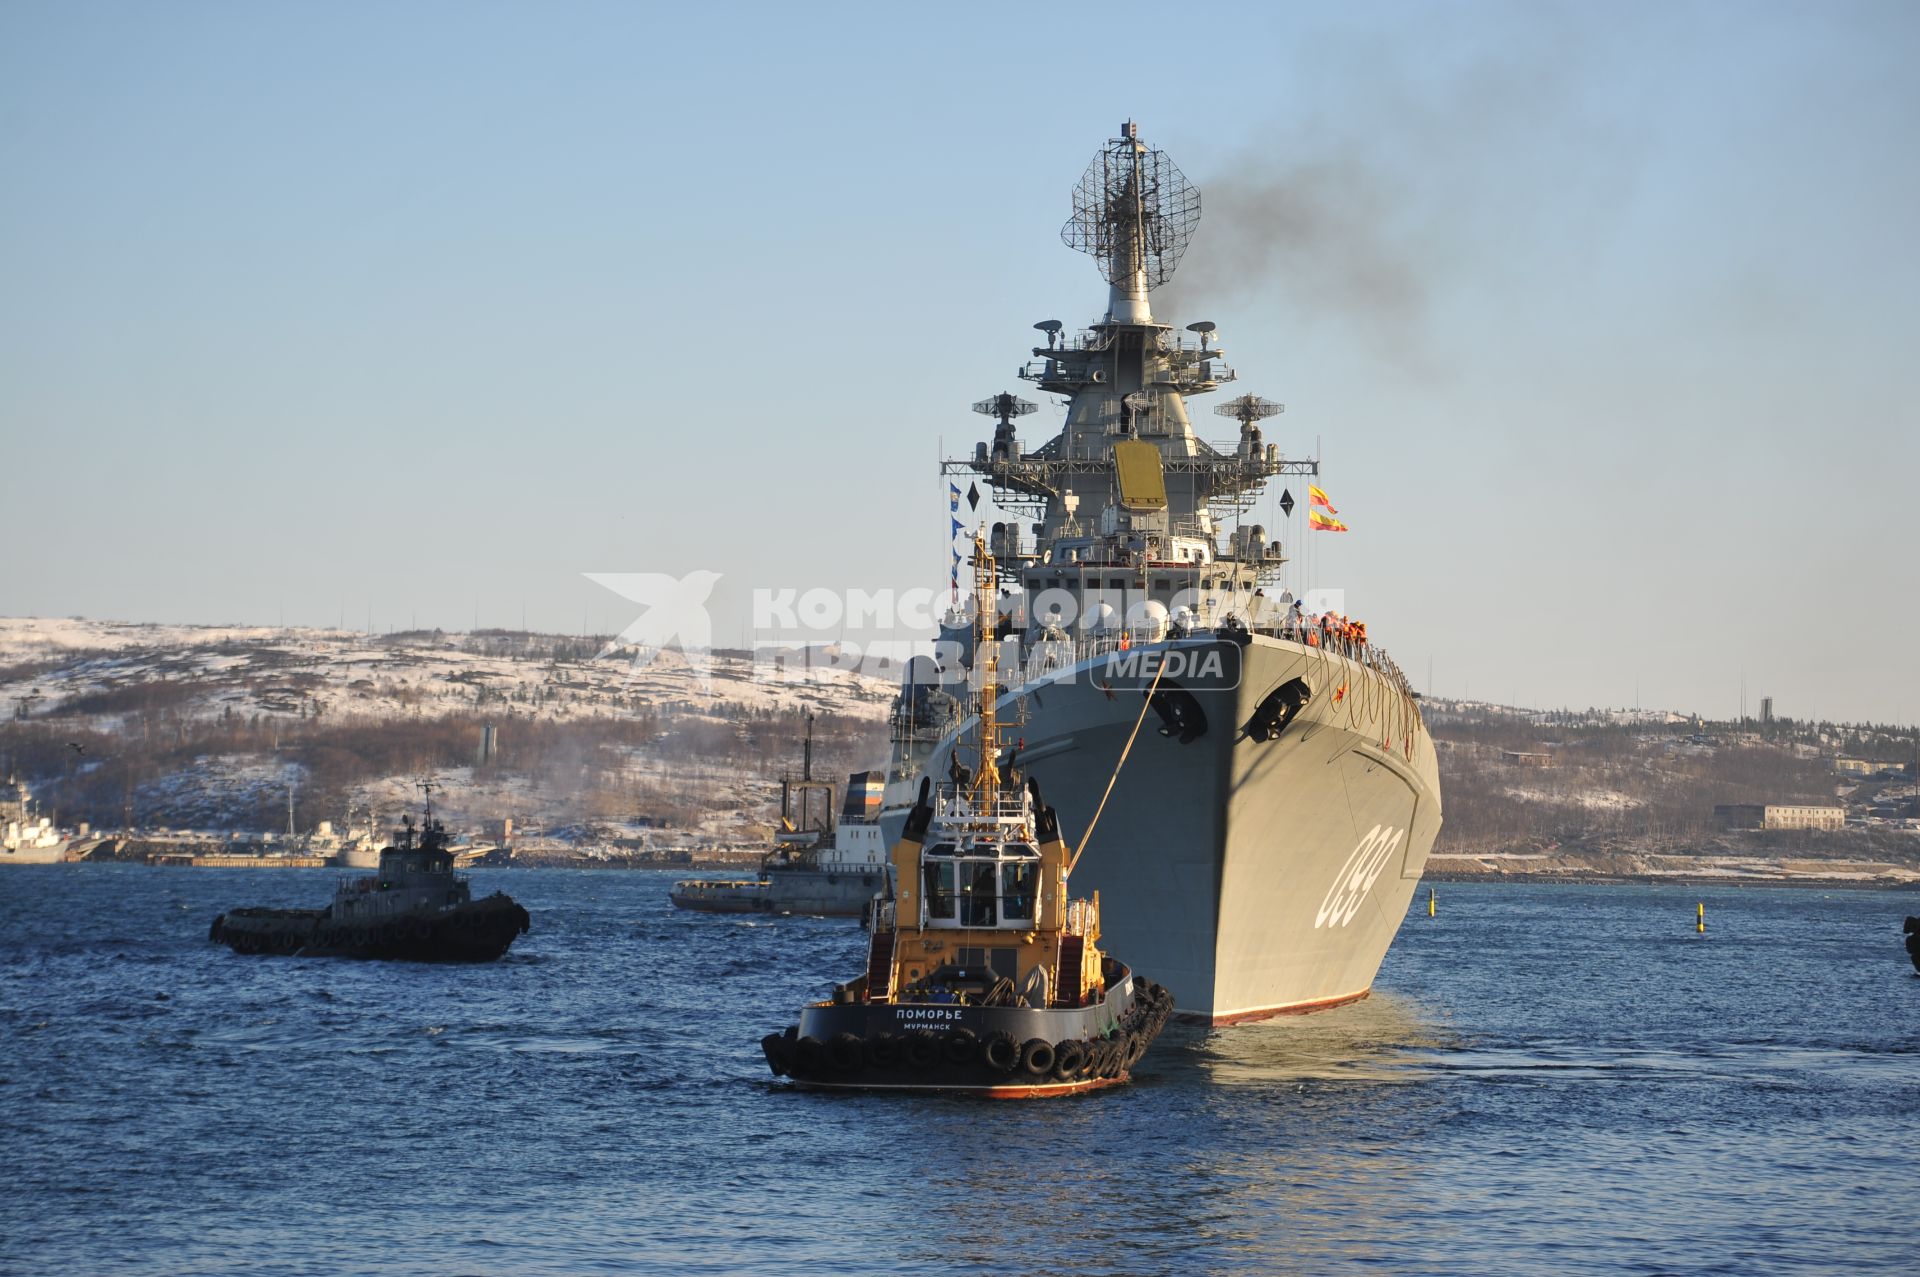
[760,535,1173,1096]
[210,785,530,961]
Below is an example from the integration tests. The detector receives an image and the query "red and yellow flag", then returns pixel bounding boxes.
[1308,509,1348,533]
[1308,484,1338,514]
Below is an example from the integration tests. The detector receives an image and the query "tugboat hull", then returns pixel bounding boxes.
[763,973,1172,1097]
[210,894,530,962]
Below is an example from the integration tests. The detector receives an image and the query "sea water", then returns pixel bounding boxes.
[2,867,1916,1275]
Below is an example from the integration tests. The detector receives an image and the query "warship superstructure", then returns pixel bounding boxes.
[2,778,70,865]
[880,123,1442,1023]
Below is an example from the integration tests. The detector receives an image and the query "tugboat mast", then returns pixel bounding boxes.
[968,530,1005,816]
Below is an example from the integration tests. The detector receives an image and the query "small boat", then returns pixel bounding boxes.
[1905,917,1920,973]
[670,718,892,917]
[760,533,1172,1096]
[209,788,529,962]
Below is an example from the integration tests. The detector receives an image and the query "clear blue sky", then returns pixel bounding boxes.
[3,1,1915,724]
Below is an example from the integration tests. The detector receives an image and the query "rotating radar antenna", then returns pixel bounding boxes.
[1214,394,1285,428]
[972,392,1038,427]
[1060,120,1201,292]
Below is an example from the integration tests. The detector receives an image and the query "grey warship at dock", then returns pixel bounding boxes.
[210,792,529,961]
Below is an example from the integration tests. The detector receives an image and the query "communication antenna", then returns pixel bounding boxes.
[1060,120,1201,293]
[1123,391,1152,434]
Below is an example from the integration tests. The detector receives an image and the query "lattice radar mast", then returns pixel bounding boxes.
[1060,121,1200,325]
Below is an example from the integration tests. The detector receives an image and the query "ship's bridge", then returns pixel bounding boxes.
[919,836,1041,931]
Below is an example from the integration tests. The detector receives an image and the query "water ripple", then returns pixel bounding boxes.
[1,867,1917,1275]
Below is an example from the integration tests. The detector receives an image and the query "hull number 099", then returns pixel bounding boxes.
[1314,824,1406,929]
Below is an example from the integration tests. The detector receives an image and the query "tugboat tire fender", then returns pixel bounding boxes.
[761,1032,792,1077]
[943,1029,978,1067]
[1019,1039,1056,1076]
[1052,1041,1086,1080]
[794,1036,826,1072]
[983,1032,1020,1072]
[208,915,224,942]
[904,1031,942,1071]
[828,1033,863,1073]
[863,1034,903,1069]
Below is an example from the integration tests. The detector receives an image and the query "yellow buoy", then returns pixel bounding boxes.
[1428,887,1436,918]
[1697,901,1706,934]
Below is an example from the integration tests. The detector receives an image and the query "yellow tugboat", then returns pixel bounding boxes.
[761,535,1173,1096]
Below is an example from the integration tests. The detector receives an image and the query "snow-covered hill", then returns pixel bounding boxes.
[0,618,895,850]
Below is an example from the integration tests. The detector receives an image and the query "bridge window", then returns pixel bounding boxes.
[1000,862,1038,922]
[923,862,957,920]
[959,860,997,926]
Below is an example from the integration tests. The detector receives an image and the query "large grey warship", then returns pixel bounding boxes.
[879,123,1442,1024]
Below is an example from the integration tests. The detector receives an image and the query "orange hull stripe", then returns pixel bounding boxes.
[1176,986,1372,1026]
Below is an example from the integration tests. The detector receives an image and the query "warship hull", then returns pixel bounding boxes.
[1,840,69,865]
[886,635,1441,1024]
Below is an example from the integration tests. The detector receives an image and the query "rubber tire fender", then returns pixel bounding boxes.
[983,1031,1020,1073]
[1051,1040,1087,1080]
[1019,1038,1056,1076]
[904,1031,942,1071]
[794,1036,827,1074]
[760,1032,792,1077]
[942,1029,979,1068]
[863,1033,902,1069]
[828,1033,863,1073]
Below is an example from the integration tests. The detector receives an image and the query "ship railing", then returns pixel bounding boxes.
[1064,897,1098,936]
[1255,623,1421,703]
[929,783,1029,819]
